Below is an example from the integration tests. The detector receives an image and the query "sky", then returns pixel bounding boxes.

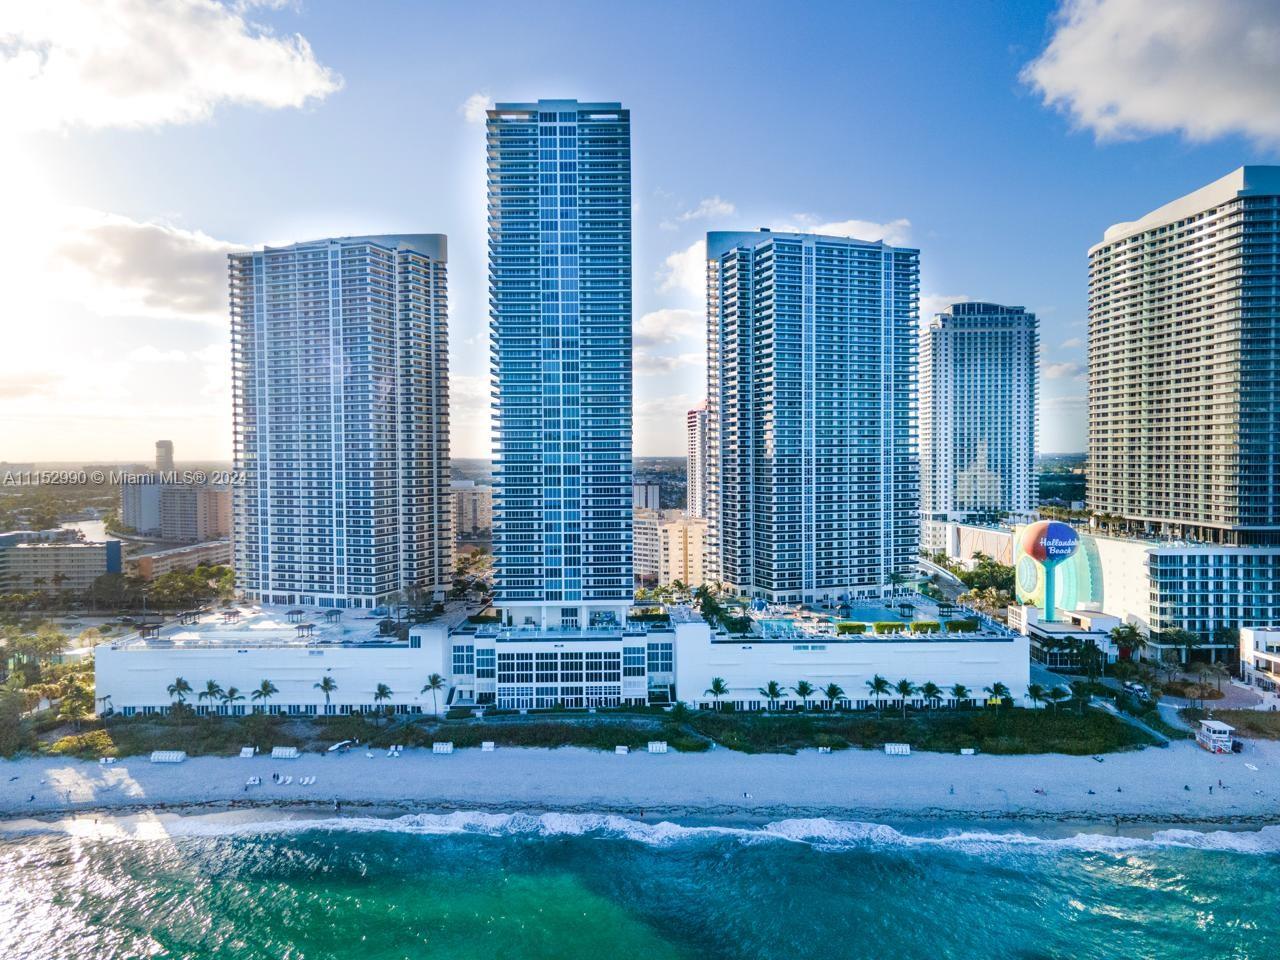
[2,0,1279,462]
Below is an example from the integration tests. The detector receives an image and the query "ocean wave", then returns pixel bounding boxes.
[9,812,1280,856]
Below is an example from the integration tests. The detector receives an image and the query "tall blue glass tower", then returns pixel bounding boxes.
[705,229,920,604]
[487,99,633,629]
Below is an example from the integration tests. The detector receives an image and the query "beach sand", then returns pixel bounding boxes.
[2,740,1277,825]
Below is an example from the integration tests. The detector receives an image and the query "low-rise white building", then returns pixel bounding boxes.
[96,608,452,717]
[675,605,1029,709]
[97,600,1028,717]
[1238,627,1280,696]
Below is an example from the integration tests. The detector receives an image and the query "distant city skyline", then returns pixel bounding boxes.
[4,1,1280,460]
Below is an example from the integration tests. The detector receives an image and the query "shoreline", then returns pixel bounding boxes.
[3,740,1278,830]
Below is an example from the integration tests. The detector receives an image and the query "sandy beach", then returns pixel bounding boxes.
[2,740,1278,826]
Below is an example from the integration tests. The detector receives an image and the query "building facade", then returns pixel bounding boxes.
[229,235,451,609]
[706,229,920,604]
[659,514,707,587]
[126,540,232,581]
[633,509,661,584]
[487,99,632,629]
[686,401,708,519]
[632,481,660,511]
[1088,166,1280,545]
[0,531,122,594]
[155,440,174,473]
[1013,526,1280,661]
[919,302,1037,545]
[451,480,494,538]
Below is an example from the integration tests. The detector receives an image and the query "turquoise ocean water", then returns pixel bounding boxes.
[2,812,1278,959]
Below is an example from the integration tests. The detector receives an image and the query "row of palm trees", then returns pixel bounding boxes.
[704,676,1016,716]
[162,673,449,716]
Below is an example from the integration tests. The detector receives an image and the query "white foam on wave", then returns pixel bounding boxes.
[8,812,1280,856]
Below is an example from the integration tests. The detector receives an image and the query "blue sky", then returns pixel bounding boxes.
[3,0,1278,460]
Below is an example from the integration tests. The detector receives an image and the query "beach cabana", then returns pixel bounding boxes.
[271,746,300,759]
[149,750,186,763]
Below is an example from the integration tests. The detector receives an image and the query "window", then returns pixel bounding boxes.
[453,644,475,676]
[647,642,673,673]
[623,646,645,677]
[476,647,495,679]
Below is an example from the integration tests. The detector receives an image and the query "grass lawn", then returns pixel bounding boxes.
[33,705,1156,759]
[1183,709,1280,740]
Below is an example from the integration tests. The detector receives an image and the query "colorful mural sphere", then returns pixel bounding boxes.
[1019,520,1079,564]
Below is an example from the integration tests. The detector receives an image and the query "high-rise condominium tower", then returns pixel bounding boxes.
[706,229,920,603]
[919,302,1038,539]
[686,401,708,519]
[487,99,632,628]
[229,235,451,608]
[155,440,174,473]
[1089,166,1280,545]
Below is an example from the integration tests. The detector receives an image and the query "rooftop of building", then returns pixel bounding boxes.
[706,228,918,258]
[1092,165,1280,252]
[102,604,419,652]
[718,594,1016,644]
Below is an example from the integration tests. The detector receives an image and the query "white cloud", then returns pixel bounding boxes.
[634,308,701,347]
[1024,0,1280,144]
[47,208,243,321]
[656,240,706,301]
[1060,337,1084,349]
[661,195,735,229]
[459,91,492,124]
[635,351,703,375]
[1043,361,1085,380]
[919,293,971,324]
[0,0,342,133]
[780,216,913,247]
[449,374,493,458]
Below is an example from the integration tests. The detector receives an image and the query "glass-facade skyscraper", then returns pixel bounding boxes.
[486,99,633,629]
[705,229,920,604]
[229,235,452,608]
[1089,166,1280,545]
[919,302,1038,547]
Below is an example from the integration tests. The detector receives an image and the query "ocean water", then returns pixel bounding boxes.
[2,812,1278,960]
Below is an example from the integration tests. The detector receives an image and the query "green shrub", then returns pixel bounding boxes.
[835,622,865,635]
[945,619,979,632]
[720,616,752,634]
[467,613,502,624]
[909,621,941,634]
[873,621,907,635]
[49,729,114,759]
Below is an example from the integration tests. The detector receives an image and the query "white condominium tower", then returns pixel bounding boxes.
[229,235,452,609]
[686,401,708,519]
[1089,166,1280,545]
[705,229,920,603]
[487,99,633,629]
[919,302,1038,534]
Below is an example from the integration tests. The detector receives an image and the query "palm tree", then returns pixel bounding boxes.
[1026,682,1046,709]
[792,680,816,711]
[893,678,916,719]
[919,681,942,708]
[421,673,446,715]
[704,677,729,709]
[250,679,278,712]
[865,674,891,713]
[757,680,784,711]
[314,675,338,707]
[1045,686,1070,713]
[1110,622,1146,662]
[949,683,971,709]
[167,676,192,705]
[221,686,245,714]
[373,683,393,723]
[983,681,1010,706]
[198,679,224,715]
[822,682,846,710]
[1069,680,1090,714]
